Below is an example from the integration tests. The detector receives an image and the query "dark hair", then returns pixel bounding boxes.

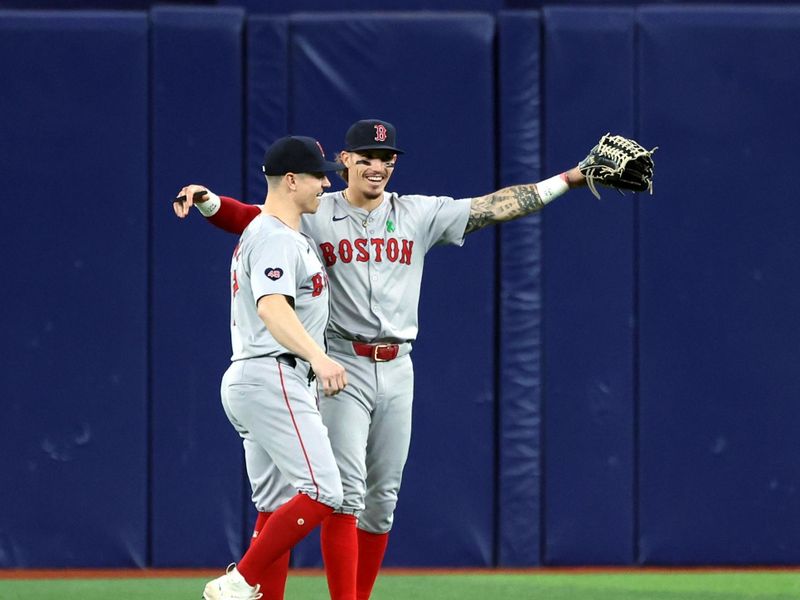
[335,152,349,183]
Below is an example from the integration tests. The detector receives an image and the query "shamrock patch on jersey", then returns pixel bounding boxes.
[265,267,284,281]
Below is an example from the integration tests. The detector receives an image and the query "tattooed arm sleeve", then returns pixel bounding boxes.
[464,168,585,234]
[464,184,545,234]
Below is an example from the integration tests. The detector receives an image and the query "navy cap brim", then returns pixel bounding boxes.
[346,144,404,155]
[316,159,343,173]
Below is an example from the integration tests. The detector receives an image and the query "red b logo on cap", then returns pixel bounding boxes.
[374,124,387,142]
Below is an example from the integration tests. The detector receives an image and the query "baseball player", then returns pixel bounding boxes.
[175,120,642,600]
[201,135,348,600]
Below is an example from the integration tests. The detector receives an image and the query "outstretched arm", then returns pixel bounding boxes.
[173,184,261,235]
[464,167,586,234]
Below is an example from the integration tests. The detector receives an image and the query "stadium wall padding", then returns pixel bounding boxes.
[0,11,149,567]
[496,10,543,568]
[245,16,288,206]
[2,5,800,569]
[541,6,637,565]
[149,6,247,567]
[0,0,770,10]
[220,0,503,13]
[636,5,800,565]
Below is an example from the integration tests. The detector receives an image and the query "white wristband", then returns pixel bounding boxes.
[537,174,570,205]
[195,192,221,217]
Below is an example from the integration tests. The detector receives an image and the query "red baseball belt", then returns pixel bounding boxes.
[351,342,400,362]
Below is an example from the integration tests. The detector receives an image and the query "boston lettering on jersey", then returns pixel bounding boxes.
[318,237,414,267]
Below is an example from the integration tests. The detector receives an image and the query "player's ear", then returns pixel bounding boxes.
[285,172,298,191]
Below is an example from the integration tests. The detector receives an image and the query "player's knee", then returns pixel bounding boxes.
[357,508,394,534]
[252,485,295,513]
[358,493,398,533]
[318,477,344,510]
[310,490,343,511]
[339,482,366,511]
[330,488,344,510]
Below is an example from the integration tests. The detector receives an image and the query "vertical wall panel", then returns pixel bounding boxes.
[542,7,636,565]
[283,12,496,567]
[150,7,246,567]
[246,16,289,205]
[637,6,800,565]
[0,11,148,567]
[497,9,543,567]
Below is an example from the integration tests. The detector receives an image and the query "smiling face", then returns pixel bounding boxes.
[291,172,331,213]
[341,149,397,201]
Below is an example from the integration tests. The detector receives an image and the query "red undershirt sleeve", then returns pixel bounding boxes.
[207,196,261,234]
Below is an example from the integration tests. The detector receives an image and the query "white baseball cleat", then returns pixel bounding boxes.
[202,563,263,600]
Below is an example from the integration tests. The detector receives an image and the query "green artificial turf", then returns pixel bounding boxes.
[1,571,799,600]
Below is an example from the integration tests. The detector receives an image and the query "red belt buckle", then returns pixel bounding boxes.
[372,344,392,362]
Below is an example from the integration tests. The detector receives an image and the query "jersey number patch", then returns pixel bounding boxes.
[265,267,284,281]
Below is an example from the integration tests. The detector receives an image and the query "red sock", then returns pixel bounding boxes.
[321,513,358,600]
[356,529,389,600]
[252,512,271,544]
[249,512,290,600]
[238,494,333,586]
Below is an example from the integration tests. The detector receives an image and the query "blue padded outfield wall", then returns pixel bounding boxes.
[1,5,800,569]
[0,12,149,567]
[149,7,247,567]
[636,6,800,564]
[542,7,637,566]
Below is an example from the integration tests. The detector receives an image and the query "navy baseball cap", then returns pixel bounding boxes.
[262,136,341,176]
[344,119,404,154]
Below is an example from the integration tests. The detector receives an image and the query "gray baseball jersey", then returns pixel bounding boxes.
[224,213,342,511]
[301,191,471,343]
[231,213,329,360]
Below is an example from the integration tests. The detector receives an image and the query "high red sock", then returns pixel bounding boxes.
[249,512,290,600]
[238,494,333,586]
[321,513,358,600]
[356,529,389,600]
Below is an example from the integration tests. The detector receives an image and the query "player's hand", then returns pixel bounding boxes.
[173,184,210,218]
[563,166,586,189]
[311,355,348,396]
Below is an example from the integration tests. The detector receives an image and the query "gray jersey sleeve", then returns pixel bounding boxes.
[414,195,472,251]
[248,232,301,305]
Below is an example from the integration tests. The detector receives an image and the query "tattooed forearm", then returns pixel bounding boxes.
[465,184,545,234]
